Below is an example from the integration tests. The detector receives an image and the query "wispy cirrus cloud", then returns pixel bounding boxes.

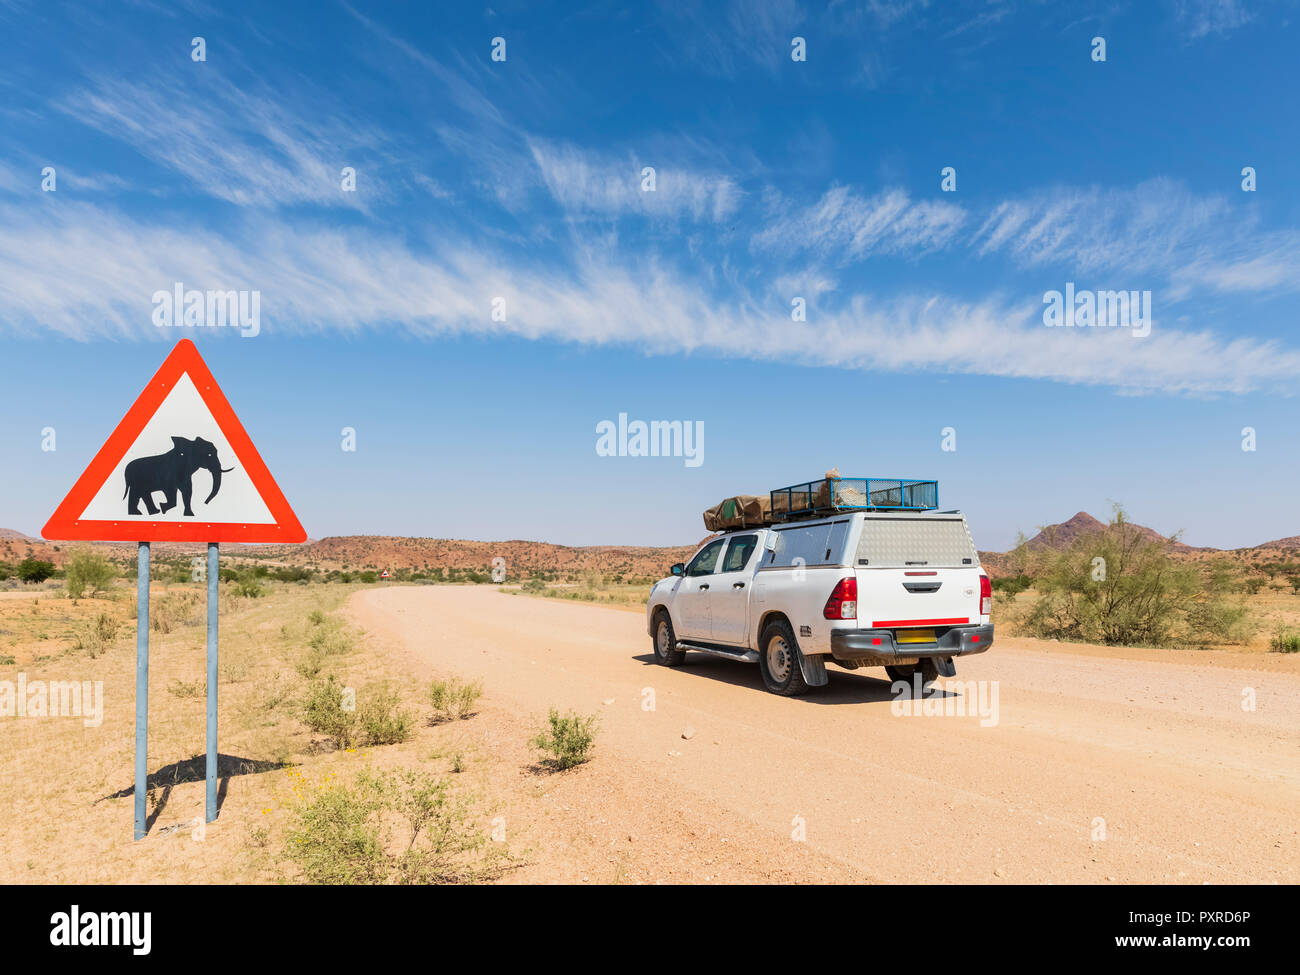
[1,199,1298,396]
[1174,0,1255,39]
[56,74,384,208]
[529,140,743,222]
[753,186,967,260]
[972,178,1300,298]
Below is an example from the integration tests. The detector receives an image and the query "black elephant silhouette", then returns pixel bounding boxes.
[123,436,235,517]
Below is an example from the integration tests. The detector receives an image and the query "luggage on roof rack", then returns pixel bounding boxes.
[702,494,772,532]
[770,476,938,518]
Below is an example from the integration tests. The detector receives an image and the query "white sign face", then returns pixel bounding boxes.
[78,374,276,525]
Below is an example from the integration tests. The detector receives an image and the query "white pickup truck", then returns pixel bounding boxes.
[646,510,993,695]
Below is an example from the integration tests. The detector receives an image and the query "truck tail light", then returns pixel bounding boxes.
[823,577,857,620]
[979,573,992,616]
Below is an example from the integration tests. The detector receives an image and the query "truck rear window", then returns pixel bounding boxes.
[855,517,977,567]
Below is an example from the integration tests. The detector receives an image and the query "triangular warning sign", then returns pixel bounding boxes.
[43,339,306,544]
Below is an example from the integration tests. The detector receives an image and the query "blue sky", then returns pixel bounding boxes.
[1,0,1298,550]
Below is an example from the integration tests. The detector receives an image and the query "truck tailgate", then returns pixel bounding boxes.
[854,566,982,629]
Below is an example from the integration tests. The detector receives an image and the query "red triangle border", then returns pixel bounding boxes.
[42,339,306,544]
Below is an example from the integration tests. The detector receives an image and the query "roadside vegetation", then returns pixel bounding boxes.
[999,506,1262,649]
[531,708,598,771]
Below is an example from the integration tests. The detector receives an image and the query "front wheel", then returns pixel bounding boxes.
[652,611,686,666]
[758,619,811,696]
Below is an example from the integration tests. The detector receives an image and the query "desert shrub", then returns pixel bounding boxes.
[64,548,115,598]
[17,558,55,584]
[296,649,325,679]
[429,677,483,722]
[358,683,413,745]
[307,617,356,656]
[151,590,203,634]
[272,566,313,583]
[301,676,356,749]
[531,709,597,771]
[74,612,121,657]
[0,563,12,581]
[1270,626,1300,653]
[991,574,1032,597]
[284,774,386,884]
[1019,506,1250,648]
[359,571,379,584]
[168,678,205,698]
[520,576,547,594]
[301,677,411,748]
[1287,574,1300,596]
[235,575,264,598]
[284,769,503,885]
[307,609,327,626]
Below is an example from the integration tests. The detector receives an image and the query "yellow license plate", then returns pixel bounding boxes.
[896,629,936,644]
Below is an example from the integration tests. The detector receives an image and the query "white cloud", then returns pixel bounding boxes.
[0,199,1296,396]
[972,178,1300,297]
[1175,0,1254,39]
[753,186,966,259]
[530,140,743,222]
[57,75,382,208]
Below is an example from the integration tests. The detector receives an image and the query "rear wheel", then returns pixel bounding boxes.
[652,611,686,666]
[758,619,811,696]
[886,660,943,691]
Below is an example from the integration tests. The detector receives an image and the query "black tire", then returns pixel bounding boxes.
[652,610,686,666]
[886,661,938,692]
[758,619,811,696]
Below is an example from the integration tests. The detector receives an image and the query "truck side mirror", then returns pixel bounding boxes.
[671,562,685,577]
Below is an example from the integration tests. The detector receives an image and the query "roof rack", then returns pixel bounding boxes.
[770,477,938,519]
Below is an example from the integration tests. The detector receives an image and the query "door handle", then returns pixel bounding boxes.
[732,581,745,589]
[699,584,710,591]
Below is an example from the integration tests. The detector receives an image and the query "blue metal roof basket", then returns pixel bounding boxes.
[770,477,938,518]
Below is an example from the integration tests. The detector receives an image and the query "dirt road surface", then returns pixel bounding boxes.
[351,586,1300,884]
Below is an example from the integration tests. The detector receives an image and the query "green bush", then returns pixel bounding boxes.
[301,676,356,749]
[358,683,413,745]
[991,574,1031,597]
[429,677,483,722]
[284,777,387,884]
[1270,626,1300,653]
[64,548,116,598]
[17,558,55,584]
[531,708,597,771]
[1018,506,1251,648]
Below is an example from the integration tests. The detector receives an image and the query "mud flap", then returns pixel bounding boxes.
[798,650,829,687]
[922,655,957,680]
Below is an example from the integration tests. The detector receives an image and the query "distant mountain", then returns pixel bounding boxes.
[1022,511,1193,552]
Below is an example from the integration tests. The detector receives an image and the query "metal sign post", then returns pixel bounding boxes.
[134,542,150,841]
[206,542,219,823]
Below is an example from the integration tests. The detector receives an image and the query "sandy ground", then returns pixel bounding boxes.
[350,586,1300,884]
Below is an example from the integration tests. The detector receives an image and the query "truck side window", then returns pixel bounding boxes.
[686,539,726,576]
[721,535,758,572]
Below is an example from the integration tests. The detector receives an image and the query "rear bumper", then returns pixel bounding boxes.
[829,624,993,664]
